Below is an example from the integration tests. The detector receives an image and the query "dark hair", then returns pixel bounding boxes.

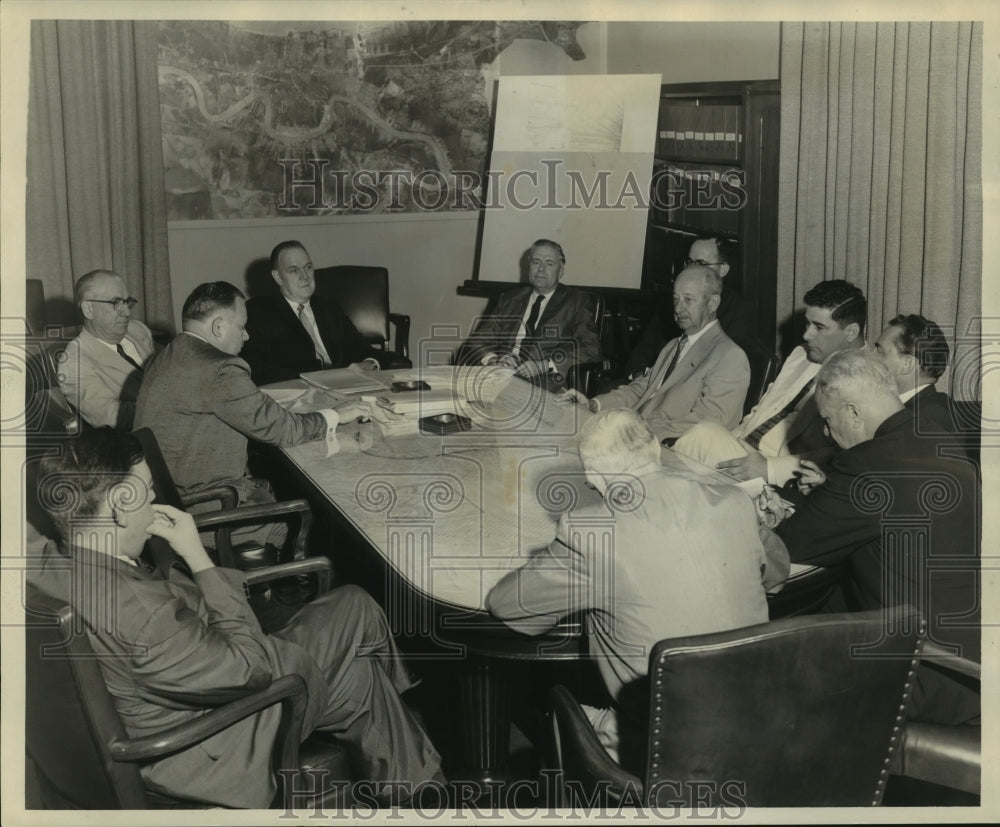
[692,234,735,267]
[802,279,867,335]
[270,240,308,271]
[888,314,950,380]
[38,428,145,542]
[530,239,565,264]
[182,281,245,322]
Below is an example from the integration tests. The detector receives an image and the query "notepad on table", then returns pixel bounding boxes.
[300,368,388,394]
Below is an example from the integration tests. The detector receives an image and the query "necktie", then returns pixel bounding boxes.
[658,335,687,387]
[116,343,143,372]
[744,378,815,450]
[524,294,544,339]
[298,303,331,367]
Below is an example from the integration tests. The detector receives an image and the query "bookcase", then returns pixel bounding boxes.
[642,80,780,346]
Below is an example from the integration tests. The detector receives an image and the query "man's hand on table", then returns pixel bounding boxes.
[716,444,767,481]
[558,388,598,412]
[485,353,520,369]
[148,504,215,573]
[514,359,549,380]
[332,399,373,424]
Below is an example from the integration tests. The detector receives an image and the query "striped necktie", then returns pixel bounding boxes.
[744,378,815,450]
[116,343,143,372]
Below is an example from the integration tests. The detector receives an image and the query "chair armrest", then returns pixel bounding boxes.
[920,641,981,680]
[192,498,311,529]
[388,312,410,359]
[244,557,332,595]
[108,674,307,763]
[550,684,642,804]
[181,484,240,510]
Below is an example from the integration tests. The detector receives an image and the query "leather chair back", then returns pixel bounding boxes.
[644,608,922,807]
[26,279,46,336]
[26,584,149,808]
[741,338,779,416]
[314,265,390,347]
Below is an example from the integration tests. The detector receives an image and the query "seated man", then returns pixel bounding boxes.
[562,265,750,444]
[626,233,756,379]
[674,279,867,485]
[57,269,157,429]
[486,409,785,766]
[772,350,979,725]
[242,240,384,386]
[28,427,442,808]
[135,281,370,550]
[872,313,956,433]
[455,239,601,392]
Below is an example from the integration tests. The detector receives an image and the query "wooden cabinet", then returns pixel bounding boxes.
[642,80,780,344]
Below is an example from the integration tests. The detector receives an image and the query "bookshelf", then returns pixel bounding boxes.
[643,80,780,345]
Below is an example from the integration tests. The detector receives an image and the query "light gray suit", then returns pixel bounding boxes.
[57,320,156,429]
[596,322,750,441]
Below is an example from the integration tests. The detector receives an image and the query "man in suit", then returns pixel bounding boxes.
[625,233,757,379]
[772,350,979,725]
[486,409,782,767]
[563,265,750,444]
[28,427,442,808]
[674,279,867,485]
[242,240,384,386]
[872,313,956,434]
[135,281,371,550]
[57,269,157,429]
[455,239,602,392]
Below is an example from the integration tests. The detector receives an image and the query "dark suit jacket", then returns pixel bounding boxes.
[456,284,601,384]
[624,283,756,377]
[243,293,383,385]
[777,408,980,663]
[905,384,956,435]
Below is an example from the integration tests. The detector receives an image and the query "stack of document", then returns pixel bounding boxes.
[373,389,460,418]
[300,367,388,394]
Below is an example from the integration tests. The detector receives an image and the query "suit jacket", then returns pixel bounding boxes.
[134,333,327,498]
[242,292,383,385]
[905,384,956,435]
[28,543,437,807]
[486,469,775,702]
[57,320,156,429]
[597,322,750,441]
[624,283,757,377]
[456,283,601,381]
[777,408,980,662]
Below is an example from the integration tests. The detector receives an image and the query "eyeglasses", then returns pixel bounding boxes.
[87,297,139,311]
[685,258,724,268]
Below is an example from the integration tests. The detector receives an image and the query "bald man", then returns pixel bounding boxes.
[563,265,750,444]
[57,270,157,429]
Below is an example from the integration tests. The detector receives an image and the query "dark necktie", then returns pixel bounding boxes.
[524,294,544,338]
[657,335,687,387]
[744,378,815,449]
[116,343,143,372]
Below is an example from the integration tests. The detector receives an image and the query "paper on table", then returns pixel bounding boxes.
[300,367,388,394]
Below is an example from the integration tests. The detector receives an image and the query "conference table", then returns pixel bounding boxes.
[263,365,828,781]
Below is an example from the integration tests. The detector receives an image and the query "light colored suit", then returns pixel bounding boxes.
[29,543,441,807]
[674,345,829,484]
[57,320,156,429]
[486,468,778,703]
[596,322,750,441]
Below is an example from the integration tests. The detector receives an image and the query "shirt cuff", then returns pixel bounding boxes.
[319,408,340,435]
[363,357,380,371]
[767,455,799,487]
[481,353,498,366]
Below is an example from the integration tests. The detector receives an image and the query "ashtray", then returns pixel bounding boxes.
[419,413,472,435]
[391,380,431,392]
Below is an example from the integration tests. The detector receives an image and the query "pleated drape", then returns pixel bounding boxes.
[777,22,982,400]
[26,20,173,331]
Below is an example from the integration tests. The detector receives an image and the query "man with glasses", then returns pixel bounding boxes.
[625,234,756,380]
[57,269,157,429]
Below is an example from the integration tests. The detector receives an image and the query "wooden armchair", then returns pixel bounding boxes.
[25,562,350,810]
[549,608,924,808]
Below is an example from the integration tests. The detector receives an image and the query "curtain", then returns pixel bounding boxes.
[26,20,172,331]
[777,22,982,401]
